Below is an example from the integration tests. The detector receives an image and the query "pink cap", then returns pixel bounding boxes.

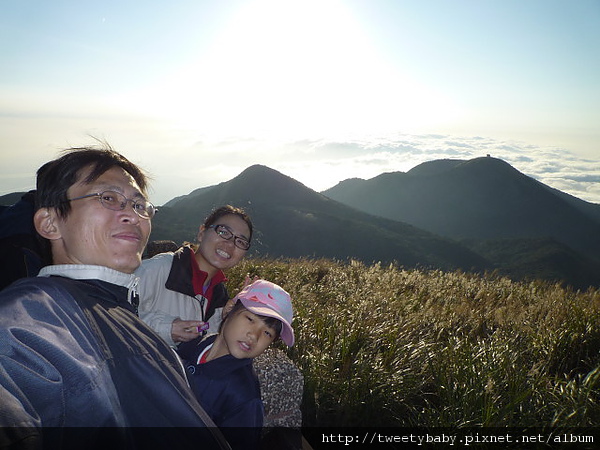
[234,280,295,346]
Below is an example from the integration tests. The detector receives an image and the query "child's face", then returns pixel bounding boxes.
[219,308,278,359]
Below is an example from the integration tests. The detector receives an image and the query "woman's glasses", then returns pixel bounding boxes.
[209,224,251,250]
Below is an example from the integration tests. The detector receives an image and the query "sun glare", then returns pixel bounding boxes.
[124,0,461,143]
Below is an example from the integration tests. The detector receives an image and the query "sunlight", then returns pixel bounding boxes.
[122,0,461,143]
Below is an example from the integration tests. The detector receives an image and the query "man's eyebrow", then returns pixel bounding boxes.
[94,184,146,199]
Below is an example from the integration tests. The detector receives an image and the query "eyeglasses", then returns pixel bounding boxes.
[67,190,157,219]
[209,224,251,250]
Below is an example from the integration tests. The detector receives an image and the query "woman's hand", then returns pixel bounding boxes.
[221,274,261,320]
[171,318,208,343]
[242,273,260,289]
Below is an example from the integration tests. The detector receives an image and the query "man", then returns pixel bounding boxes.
[0,146,230,449]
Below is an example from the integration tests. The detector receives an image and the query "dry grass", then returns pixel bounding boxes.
[226,258,600,427]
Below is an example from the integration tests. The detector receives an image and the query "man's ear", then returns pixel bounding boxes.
[34,207,61,240]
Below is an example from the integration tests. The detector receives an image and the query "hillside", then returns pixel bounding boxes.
[323,157,600,264]
[461,237,600,289]
[3,159,599,289]
[150,164,490,272]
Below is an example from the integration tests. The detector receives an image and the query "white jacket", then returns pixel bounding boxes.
[135,247,229,346]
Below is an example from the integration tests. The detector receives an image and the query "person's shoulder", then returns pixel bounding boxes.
[178,333,216,359]
[0,276,74,308]
[2,275,55,291]
[137,251,176,273]
[234,357,261,386]
[145,251,177,263]
[229,361,261,400]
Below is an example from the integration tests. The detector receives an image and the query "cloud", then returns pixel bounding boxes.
[2,127,599,207]
[252,133,600,206]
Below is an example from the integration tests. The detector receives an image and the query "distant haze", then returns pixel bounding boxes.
[1,1,598,205]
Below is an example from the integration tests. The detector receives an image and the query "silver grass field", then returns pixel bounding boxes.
[226,258,600,428]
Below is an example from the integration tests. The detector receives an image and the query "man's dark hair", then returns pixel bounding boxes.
[35,144,150,218]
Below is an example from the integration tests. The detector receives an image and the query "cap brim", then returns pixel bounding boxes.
[238,298,295,346]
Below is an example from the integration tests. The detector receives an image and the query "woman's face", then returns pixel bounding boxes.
[195,213,251,273]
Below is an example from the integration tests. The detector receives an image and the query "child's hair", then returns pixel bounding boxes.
[220,300,283,340]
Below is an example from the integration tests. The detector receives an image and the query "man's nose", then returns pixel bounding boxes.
[119,205,141,224]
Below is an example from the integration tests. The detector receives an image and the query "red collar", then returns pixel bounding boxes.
[190,251,227,299]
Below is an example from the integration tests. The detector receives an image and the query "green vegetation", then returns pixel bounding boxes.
[226,258,600,428]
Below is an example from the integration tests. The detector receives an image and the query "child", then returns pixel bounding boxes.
[177,279,295,450]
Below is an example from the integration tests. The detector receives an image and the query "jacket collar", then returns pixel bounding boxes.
[38,264,140,305]
[188,334,254,378]
[166,246,196,297]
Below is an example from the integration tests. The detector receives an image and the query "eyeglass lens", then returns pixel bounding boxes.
[100,191,156,218]
[213,225,250,250]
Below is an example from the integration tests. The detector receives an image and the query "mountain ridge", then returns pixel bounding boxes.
[323,156,600,262]
[2,158,599,289]
[151,164,490,272]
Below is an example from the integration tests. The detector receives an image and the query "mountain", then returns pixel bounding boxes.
[460,237,600,289]
[150,165,490,272]
[0,192,27,206]
[322,157,600,264]
[3,159,599,289]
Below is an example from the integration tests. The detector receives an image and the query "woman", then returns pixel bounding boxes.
[136,205,253,346]
[138,204,304,446]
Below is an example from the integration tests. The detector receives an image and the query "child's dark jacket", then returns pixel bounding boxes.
[177,334,263,449]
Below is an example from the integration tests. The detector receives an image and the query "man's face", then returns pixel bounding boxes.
[49,166,151,273]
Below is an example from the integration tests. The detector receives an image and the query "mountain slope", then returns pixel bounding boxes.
[3,160,598,288]
[151,165,490,272]
[322,157,600,262]
[461,237,600,290]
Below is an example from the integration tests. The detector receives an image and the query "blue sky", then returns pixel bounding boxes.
[1,0,599,205]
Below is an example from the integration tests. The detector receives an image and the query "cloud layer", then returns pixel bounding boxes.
[1,130,598,208]
[143,133,600,206]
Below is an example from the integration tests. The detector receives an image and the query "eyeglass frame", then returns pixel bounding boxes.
[67,190,157,219]
[208,224,251,250]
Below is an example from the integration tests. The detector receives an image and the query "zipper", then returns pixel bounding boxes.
[127,277,140,315]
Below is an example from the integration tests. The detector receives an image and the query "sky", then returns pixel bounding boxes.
[1,0,599,206]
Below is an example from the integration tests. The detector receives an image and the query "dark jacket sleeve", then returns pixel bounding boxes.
[213,365,263,450]
[176,334,210,362]
[219,397,263,450]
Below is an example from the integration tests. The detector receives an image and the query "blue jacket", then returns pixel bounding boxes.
[0,265,230,449]
[178,334,263,450]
